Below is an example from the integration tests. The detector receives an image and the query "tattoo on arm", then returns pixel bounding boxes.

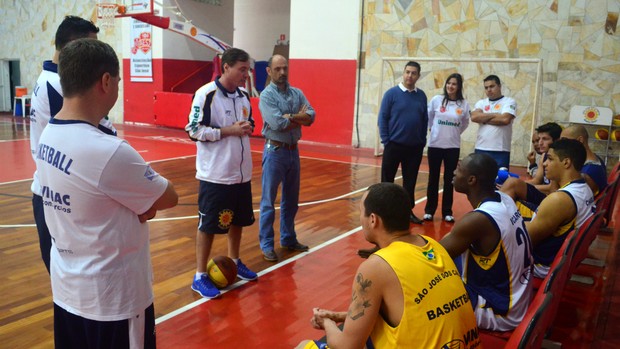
[348,273,372,320]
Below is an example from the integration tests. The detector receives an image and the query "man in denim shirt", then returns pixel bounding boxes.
[259,54,315,262]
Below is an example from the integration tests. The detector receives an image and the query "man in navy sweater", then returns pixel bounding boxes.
[378,61,428,224]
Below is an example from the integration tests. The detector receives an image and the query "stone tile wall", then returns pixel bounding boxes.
[359,0,620,167]
[1,1,124,122]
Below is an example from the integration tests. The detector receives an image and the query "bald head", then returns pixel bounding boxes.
[453,153,498,195]
[267,54,288,88]
[561,124,589,142]
[268,54,287,68]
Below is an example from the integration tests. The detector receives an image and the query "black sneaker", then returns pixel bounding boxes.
[409,213,423,224]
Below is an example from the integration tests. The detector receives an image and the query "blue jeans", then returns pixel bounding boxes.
[259,142,300,251]
[474,149,510,170]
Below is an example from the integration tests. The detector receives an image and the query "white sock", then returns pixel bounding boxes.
[232,258,240,264]
[195,272,207,281]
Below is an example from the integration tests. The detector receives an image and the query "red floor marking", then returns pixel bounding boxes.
[0,139,35,183]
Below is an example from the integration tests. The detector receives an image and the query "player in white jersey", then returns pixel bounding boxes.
[29,16,116,273]
[470,75,517,169]
[440,153,533,331]
[37,38,178,349]
[504,139,595,278]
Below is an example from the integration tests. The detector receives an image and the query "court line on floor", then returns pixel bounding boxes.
[0,149,419,228]
[124,133,383,167]
[0,138,29,143]
[156,193,433,324]
[0,174,435,229]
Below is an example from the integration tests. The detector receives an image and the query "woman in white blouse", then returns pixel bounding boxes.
[424,73,470,223]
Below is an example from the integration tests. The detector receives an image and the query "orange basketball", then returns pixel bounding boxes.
[595,129,609,140]
[207,256,238,288]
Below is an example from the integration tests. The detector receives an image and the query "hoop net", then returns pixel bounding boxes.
[97,3,119,29]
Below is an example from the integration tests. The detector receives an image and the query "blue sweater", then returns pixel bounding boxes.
[378,85,428,147]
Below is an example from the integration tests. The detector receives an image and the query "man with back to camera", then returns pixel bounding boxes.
[37,38,178,349]
[297,183,480,349]
[29,15,116,273]
[440,153,533,331]
[186,48,259,299]
[378,61,428,224]
[470,75,517,169]
[258,54,315,262]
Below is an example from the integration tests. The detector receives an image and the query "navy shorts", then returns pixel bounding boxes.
[198,180,255,234]
[525,183,547,206]
[54,303,155,349]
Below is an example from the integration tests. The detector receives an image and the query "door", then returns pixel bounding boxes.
[0,60,11,112]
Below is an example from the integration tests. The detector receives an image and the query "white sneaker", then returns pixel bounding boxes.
[423,214,433,221]
[444,215,455,223]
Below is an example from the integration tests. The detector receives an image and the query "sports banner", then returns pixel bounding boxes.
[130,19,153,82]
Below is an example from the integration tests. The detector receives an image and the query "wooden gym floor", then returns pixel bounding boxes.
[0,113,619,348]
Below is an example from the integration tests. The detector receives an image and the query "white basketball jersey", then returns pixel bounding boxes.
[37,119,167,321]
[462,191,534,331]
[533,179,595,277]
[30,61,116,196]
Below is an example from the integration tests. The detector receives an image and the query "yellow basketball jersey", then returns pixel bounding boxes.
[369,237,480,349]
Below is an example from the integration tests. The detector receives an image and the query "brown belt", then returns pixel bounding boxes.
[266,139,297,150]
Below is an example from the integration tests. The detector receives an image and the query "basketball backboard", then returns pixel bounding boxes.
[97,0,154,18]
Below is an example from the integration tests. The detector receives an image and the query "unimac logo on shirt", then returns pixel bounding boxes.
[144,166,157,181]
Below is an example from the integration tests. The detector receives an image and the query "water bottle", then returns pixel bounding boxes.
[496,167,519,185]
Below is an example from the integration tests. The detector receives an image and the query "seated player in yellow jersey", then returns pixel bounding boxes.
[297,183,480,349]
[501,139,595,278]
[440,153,533,331]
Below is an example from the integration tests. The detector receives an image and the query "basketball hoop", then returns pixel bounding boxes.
[96,2,126,29]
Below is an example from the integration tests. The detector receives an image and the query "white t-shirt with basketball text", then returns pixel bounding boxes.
[473,96,517,152]
[36,119,168,321]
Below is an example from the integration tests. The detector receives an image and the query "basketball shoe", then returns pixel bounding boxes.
[236,259,258,281]
[191,274,221,299]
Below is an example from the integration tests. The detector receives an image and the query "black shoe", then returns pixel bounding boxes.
[282,242,309,252]
[357,245,380,259]
[410,213,423,224]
